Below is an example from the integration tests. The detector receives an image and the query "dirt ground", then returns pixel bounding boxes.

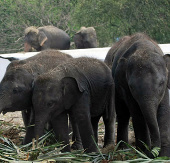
[0,111,24,126]
[0,111,135,148]
[0,111,25,145]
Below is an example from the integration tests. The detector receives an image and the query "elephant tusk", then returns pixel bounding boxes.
[40,37,48,46]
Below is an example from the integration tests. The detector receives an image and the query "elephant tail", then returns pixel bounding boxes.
[103,83,116,121]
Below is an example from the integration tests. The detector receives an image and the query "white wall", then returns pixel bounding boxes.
[0,45,170,82]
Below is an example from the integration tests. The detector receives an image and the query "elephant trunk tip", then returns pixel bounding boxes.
[24,42,32,52]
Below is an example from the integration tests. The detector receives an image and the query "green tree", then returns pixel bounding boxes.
[0,0,169,53]
[72,0,170,46]
[0,0,75,53]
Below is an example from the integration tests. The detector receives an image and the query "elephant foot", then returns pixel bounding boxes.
[116,140,129,150]
[103,140,115,148]
[71,141,83,150]
[61,145,71,153]
[142,149,154,158]
[159,146,170,157]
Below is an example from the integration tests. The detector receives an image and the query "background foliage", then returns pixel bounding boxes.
[0,0,169,53]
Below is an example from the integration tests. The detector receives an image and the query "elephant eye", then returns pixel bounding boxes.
[13,87,23,94]
[47,101,55,108]
[159,81,164,86]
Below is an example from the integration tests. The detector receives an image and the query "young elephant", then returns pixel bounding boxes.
[74,27,97,49]
[112,33,170,157]
[0,50,72,146]
[32,57,115,153]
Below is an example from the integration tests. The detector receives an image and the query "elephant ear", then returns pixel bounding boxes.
[61,77,85,110]
[38,31,48,47]
[74,31,83,49]
[163,54,170,88]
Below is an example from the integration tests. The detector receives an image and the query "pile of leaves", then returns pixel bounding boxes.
[0,121,170,163]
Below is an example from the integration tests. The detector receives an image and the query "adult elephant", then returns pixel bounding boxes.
[73,27,97,49]
[32,57,115,153]
[24,26,70,52]
[111,33,170,157]
[0,50,73,151]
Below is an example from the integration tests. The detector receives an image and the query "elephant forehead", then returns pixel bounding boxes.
[25,26,38,35]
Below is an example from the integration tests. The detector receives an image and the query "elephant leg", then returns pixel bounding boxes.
[103,115,115,147]
[69,114,83,150]
[116,96,130,148]
[72,92,97,153]
[158,89,170,157]
[23,108,35,144]
[103,84,116,147]
[91,115,101,143]
[51,111,70,152]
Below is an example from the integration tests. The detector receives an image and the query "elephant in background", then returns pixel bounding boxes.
[110,32,170,157]
[73,27,97,49]
[32,57,115,153]
[0,50,72,147]
[24,26,70,52]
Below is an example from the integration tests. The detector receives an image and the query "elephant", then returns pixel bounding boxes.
[32,57,116,153]
[0,50,72,146]
[109,32,170,157]
[73,27,97,49]
[104,35,130,69]
[24,26,70,52]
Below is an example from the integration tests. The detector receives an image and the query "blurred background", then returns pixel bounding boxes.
[0,0,169,54]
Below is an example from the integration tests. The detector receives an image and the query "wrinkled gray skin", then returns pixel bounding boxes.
[0,50,72,147]
[73,27,97,49]
[104,36,130,69]
[110,33,170,157]
[24,26,70,52]
[32,57,115,153]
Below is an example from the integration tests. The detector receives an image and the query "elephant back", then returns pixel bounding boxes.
[38,26,70,50]
[104,35,130,69]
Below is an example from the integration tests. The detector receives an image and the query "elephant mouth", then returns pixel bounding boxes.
[0,108,13,115]
[2,110,8,115]
[0,107,21,115]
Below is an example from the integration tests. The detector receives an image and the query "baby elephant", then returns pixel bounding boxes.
[0,50,72,145]
[32,57,116,153]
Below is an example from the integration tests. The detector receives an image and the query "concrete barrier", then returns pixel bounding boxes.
[0,45,170,82]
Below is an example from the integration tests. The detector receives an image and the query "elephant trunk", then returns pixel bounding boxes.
[0,91,11,114]
[139,100,161,148]
[34,115,48,143]
[24,42,32,52]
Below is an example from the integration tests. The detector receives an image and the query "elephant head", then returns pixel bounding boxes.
[24,26,48,52]
[32,73,84,139]
[74,27,97,49]
[0,68,34,114]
